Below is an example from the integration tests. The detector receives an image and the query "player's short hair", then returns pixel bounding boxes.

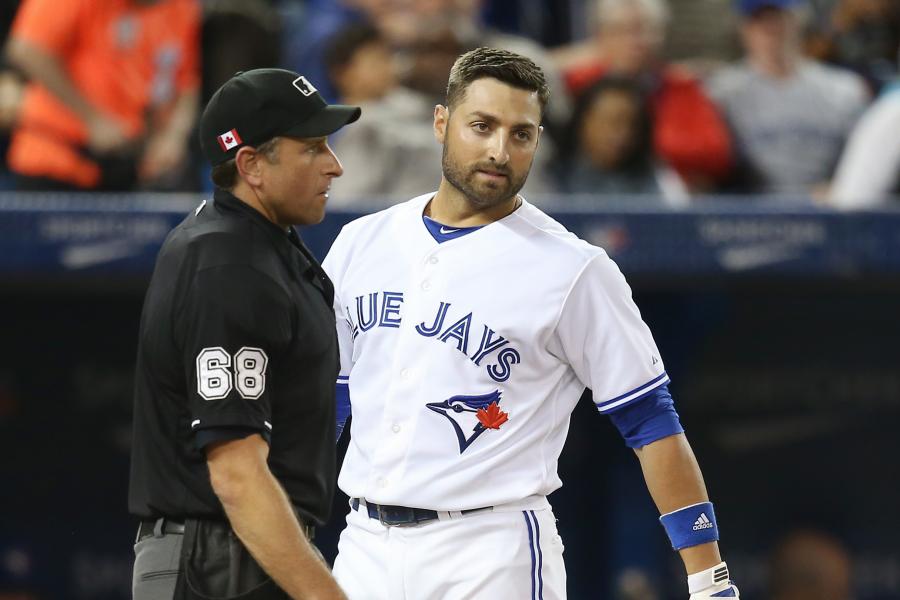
[210,136,281,190]
[445,47,550,117]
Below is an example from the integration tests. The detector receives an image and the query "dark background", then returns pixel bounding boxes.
[1,206,898,599]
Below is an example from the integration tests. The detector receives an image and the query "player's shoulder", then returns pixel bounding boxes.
[510,200,608,264]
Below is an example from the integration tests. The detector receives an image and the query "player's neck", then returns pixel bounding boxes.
[428,180,521,227]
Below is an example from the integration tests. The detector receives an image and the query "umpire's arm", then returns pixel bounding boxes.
[207,433,347,600]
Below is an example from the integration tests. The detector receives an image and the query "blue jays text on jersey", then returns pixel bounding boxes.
[345,291,521,383]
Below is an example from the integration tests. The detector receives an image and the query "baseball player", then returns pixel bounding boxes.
[322,48,739,599]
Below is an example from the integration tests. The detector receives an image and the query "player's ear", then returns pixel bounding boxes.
[235,146,263,187]
[434,104,449,144]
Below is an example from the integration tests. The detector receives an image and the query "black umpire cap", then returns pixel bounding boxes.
[199,68,361,166]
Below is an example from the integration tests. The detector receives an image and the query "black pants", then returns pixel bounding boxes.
[133,519,292,600]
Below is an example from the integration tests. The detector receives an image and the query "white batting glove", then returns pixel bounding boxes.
[688,562,739,598]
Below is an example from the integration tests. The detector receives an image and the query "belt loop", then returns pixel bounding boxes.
[153,517,165,538]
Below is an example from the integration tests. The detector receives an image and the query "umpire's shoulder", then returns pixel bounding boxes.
[162,201,283,282]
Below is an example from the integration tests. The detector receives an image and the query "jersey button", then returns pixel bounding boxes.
[428,256,439,264]
[400,368,410,379]
[376,477,387,488]
[421,280,431,290]
[392,423,401,433]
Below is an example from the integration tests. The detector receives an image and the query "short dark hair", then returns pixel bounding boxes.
[209,137,281,190]
[445,47,550,117]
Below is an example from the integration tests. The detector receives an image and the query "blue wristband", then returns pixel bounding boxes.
[659,501,719,550]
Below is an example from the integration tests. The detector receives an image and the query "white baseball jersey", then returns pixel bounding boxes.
[322,193,668,511]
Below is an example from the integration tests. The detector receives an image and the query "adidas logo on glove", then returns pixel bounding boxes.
[693,513,714,531]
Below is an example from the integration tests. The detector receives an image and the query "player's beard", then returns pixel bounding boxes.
[441,140,531,210]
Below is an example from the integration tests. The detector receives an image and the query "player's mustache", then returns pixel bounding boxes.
[470,163,511,176]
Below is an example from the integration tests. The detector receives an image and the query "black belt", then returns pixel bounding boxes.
[351,498,492,526]
[136,517,185,542]
[137,517,314,542]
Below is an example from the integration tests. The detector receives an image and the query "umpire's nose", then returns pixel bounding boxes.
[324,142,344,178]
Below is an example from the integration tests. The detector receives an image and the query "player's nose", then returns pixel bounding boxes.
[487,131,510,165]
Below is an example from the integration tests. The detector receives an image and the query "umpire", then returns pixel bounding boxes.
[128,68,359,599]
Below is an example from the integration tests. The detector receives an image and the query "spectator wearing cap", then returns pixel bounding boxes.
[707,0,870,195]
[562,0,735,193]
[129,68,358,599]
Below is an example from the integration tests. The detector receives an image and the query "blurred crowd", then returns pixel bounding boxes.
[0,0,898,208]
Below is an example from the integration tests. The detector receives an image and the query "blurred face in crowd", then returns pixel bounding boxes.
[741,6,800,63]
[334,40,397,103]
[355,0,461,45]
[771,531,852,600]
[435,77,542,209]
[597,2,666,75]
[402,26,467,99]
[579,88,642,170]
[242,136,344,226]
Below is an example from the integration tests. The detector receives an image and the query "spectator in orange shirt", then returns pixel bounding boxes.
[563,0,734,192]
[4,0,200,191]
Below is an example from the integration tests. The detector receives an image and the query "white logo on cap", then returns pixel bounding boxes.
[292,76,317,97]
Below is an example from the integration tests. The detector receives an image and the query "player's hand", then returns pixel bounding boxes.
[689,580,739,598]
[86,112,130,155]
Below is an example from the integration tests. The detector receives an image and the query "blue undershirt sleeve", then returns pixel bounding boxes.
[336,381,351,440]
[606,384,684,448]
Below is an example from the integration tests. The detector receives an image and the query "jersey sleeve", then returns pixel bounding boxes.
[321,229,355,379]
[178,264,293,438]
[551,253,669,413]
[10,0,83,55]
[322,230,354,436]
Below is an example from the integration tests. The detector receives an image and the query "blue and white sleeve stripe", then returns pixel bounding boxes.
[594,371,670,413]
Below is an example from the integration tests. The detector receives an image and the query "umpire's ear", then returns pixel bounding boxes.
[433,104,449,144]
[234,144,266,188]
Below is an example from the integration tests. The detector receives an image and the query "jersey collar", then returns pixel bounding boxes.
[212,188,333,302]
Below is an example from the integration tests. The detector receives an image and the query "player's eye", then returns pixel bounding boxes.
[472,122,489,132]
[515,130,532,142]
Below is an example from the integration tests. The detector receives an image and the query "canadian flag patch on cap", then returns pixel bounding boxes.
[217,128,242,151]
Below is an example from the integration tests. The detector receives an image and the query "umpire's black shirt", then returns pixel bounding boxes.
[128,188,338,526]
